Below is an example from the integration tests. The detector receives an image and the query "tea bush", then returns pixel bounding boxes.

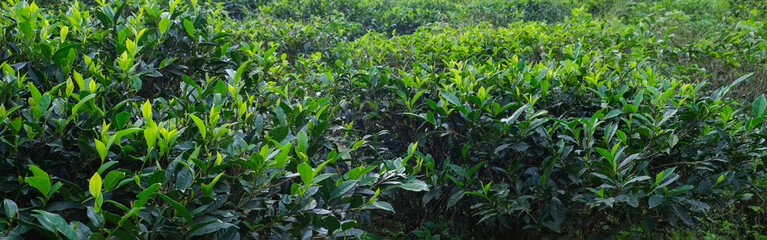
[0,0,765,239]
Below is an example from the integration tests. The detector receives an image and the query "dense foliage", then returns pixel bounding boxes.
[0,0,765,239]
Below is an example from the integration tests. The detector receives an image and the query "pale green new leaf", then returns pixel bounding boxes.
[89,173,102,198]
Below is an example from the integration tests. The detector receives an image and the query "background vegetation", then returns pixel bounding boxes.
[0,0,765,239]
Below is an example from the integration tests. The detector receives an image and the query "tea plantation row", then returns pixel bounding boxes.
[0,0,765,239]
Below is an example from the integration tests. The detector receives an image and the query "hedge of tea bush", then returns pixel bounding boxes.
[0,0,765,239]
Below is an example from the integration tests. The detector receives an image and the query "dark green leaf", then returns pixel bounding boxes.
[648,195,664,208]
[190,220,235,236]
[158,193,193,224]
[324,216,341,234]
[550,197,565,225]
[101,171,124,192]
[3,199,18,218]
[753,95,767,117]
[134,183,161,208]
[370,201,395,213]
[672,205,694,226]
[33,210,79,240]
[687,199,711,210]
[330,180,358,200]
[341,220,357,230]
[447,191,464,208]
[269,125,289,142]
[400,179,429,192]
[440,90,462,106]
[115,112,131,129]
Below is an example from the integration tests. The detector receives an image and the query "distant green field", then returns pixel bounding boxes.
[0,0,765,239]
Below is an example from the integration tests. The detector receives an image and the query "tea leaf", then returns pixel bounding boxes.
[89,172,102,198]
